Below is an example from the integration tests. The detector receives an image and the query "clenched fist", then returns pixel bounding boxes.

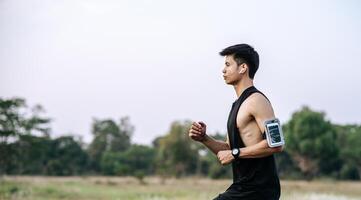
[188,121,207,142]
[217,150,234,165]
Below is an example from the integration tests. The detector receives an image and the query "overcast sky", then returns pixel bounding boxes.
[1,0,360,145]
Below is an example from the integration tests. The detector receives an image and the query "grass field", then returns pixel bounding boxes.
[0,176,360,200]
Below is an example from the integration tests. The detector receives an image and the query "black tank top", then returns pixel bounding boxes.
[227,86,280,193]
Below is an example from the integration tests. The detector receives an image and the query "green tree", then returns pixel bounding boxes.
[0,98,50,141]
[274,151,300,179]
[0,98,50,175]
[283,106,340,179]
[155,121,199,178]
[335,124,361,180]
[87,117,134,172]
[100,144,156,176]
[4,134,89,176]
[11,135,52,174]
[45,136,89,175]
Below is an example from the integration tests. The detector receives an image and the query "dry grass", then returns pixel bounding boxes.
[0,176,360,200]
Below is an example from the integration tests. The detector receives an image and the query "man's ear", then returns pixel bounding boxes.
[238,63,248,74]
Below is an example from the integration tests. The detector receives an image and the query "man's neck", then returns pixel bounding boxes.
[234,78,254,97]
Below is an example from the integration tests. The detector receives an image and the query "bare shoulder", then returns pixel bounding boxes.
[245,92,275,119]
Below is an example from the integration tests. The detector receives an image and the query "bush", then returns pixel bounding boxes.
[339,164,360,180]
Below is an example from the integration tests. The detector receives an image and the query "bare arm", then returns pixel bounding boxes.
[238,93,283,158]
[201,135,230,155]
[188,122,230,155]
[239,139,283,158]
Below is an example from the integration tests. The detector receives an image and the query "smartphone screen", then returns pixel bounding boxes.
[267,123,281,143]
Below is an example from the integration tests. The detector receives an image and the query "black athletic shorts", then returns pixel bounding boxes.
[212,183,280,200]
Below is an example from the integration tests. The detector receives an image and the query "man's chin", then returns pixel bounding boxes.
[225,80,235,85]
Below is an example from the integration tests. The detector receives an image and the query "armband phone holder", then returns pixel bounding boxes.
[264,118,285,147]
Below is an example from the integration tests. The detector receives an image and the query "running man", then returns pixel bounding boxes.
[188,44,283,200]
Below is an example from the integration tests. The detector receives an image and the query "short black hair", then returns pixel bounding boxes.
[219,44,259,79]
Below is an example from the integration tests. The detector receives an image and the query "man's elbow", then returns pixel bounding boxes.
[272,145,284,153]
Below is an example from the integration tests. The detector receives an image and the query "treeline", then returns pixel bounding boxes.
[0,97,360,180]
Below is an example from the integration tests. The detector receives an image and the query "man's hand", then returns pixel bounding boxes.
[188,121,207,142]
[217,150,234,165]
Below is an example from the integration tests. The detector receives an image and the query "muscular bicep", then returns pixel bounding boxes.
[249,93,275,133]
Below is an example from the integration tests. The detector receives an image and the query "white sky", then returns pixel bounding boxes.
[1,0,361,145]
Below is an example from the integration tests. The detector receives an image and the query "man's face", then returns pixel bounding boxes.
[222,55,242,85]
